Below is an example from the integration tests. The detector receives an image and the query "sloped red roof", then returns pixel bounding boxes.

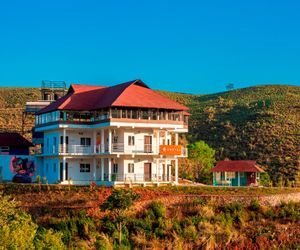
[37,79,189,114]
[0,133,33,147]
[211,160,265,173]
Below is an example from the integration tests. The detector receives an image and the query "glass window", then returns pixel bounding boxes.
[80,163,91,172]
[0,146,9,152]
[128,136,135,146]
[128,163,134,173]
[80,138,91,146]
[113,163,118,173]
[53,163,56,172]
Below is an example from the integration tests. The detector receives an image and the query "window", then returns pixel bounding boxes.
[113,163,118,173]
[113,136,118,143]
[53,163,57,172]
[46,138,49,147]
[128,163,134,173]
[0,146,9,152]
[80,163,91,172]
[128,136,135,146]
[46,163,49,173]
[53,137,57,146]
[80,137,91,146]
[227,172,235,179]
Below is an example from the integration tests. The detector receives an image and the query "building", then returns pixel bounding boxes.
[211,160,265,187]
[0,133,34,182]
[34,80,189,186]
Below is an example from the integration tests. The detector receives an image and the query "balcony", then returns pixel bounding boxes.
[35,144,187,156]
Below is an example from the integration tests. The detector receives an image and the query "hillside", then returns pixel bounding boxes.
[0,85,299,185]
[159,85,300,185]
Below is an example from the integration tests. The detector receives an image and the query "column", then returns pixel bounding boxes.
[108,158,112,181]
[165,159,168,181]
[156,130,160,154]
[93,158,96,180]
[156,159,159,181]
[62,157,66,182]
[175,133,178,145]
[101,158,104,181]
[108,129,112,153]
[237,172,240,187]
[63,128,66,153]
[165,131,168,145]
[93,130,97,153]
[175,158,178,184]
[101,129,105,153]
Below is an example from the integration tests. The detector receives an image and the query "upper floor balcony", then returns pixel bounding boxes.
[35,143,187,157]
[35,108,189,128]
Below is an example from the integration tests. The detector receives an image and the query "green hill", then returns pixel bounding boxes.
[0,85,299,185]
[160,85,300,185]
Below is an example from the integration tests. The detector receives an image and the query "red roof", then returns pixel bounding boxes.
[37,80,189,114]
[211,160,265,173]
[0,133,33,147]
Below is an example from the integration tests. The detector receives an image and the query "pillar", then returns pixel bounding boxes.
[63,128,66,154]
[175,158,178,184]
[237,172,240,187]
[108,158,112,181]
[101,158,104,181]
[93,130,97,153]
[108,129,112,153]
[156,130,160,154]
[62,157,66,182]
[156,159,159,181]
[93,158,96,180]
[101,129,105,153]
[175,133,178,145]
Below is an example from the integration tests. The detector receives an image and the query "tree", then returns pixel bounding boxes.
[100,189,140,246]
[187,141,216,183]
[0,192,64,250]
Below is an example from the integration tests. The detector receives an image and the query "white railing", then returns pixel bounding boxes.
[37,144,187,156]
[101,174,172,182]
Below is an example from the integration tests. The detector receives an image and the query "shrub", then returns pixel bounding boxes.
[147,201,166,219]
[249,199,261,212]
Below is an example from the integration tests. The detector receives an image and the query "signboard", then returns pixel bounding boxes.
[160,145,182,155]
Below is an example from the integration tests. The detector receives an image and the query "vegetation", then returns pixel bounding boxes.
[186,140,216,183]
[0,84,299,185]
[159,85,300,186]
[1,186,299,249]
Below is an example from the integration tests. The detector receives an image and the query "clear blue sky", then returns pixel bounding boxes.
[0,0,299,94]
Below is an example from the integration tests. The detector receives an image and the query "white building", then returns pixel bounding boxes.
[34,80,189,186]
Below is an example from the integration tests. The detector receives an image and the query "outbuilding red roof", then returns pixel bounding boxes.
[0,133,33,147]
[37,79,189,114]
[211,160,265,173]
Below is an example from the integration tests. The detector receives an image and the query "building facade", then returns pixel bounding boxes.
[34,80,189,186]
[211,160,265,187]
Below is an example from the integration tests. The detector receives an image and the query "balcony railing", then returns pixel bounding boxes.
[102,174,172,182]
[35,144,187,156]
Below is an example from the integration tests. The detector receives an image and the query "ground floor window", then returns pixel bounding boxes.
[113,163,118,173]
[128,163,134,173]
[80,163,91,172]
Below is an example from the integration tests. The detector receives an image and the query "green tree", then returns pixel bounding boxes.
[0,192,65,250]
[187,141,216,183]
[101,189,140,246]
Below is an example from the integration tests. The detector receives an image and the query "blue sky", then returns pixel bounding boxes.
[0,0,299,94]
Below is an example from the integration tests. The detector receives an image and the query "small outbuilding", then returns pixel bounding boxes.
[0,133,34,182]
[211,160,265,187]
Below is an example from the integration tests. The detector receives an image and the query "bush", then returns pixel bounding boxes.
[147,201,166,219]
[249,199,261,212]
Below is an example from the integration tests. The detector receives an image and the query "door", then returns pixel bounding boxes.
[144,163,152,181]
[60,136,69,153]
[60,162,68,182]
[247,172,256,186]
[144,136,152,153]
